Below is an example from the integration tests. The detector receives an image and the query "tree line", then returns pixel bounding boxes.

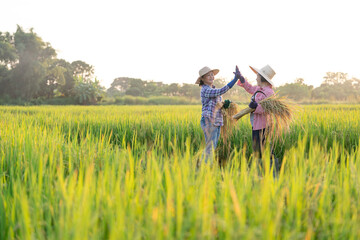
[108,74,360,103]
[1,26,360,105]
[0,26,103,105]
[276,73,360,102]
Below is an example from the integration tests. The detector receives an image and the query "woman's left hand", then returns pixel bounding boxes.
[223,99,231,109]
[233,65,245,83]
[248,100,258,109]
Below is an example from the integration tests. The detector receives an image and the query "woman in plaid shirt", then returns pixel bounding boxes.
[196,66,239,165]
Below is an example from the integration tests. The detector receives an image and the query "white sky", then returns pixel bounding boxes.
[1,0,360,88]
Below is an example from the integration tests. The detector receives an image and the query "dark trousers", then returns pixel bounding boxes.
[252,128,266,159]
[252,128,280,175]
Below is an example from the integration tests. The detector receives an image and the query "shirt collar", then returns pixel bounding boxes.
[203,84,216,89]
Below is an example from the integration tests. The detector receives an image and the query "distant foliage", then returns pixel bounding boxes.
[73,77,105,105]
[0,26,100,105]
[277,78,313,101]
[277,74,360,102]
[114,96,199,105]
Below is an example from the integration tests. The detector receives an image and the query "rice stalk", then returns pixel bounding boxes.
[218,102,240,165]
[233,94,300,141]
[221,102,240,146]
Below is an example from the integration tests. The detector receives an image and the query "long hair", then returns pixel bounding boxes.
[199,78,204,86]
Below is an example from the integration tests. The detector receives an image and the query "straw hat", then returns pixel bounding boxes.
[195,66,219,84]
[249,65,276,86]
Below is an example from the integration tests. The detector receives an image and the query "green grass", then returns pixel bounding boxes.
[1,105,360,239]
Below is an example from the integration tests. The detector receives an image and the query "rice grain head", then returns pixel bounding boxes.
[221,102,240,146]
[231,94,300,142]
[257,95,300,141]
[218,102,240,165]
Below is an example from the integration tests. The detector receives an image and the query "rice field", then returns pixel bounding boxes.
[1,105,360,239]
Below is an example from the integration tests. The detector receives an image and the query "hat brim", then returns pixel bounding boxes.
[249,66,274,86]
[195,69,219,84]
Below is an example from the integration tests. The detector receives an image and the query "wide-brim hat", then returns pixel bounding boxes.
[195,66,219,84]
[249,65,276,86]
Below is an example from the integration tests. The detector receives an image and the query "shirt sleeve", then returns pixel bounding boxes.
[202,85,230,98]
[237,80,258,95]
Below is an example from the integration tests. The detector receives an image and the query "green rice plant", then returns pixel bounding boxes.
[1,105,360,239]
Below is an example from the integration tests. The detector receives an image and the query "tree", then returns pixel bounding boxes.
[125,78,145,96]
[312,84,338,100]
[56,59,76,97]
[0,65,10,96]
[73,76,105,104]
[10,26,56,99]
[125,87,143,96]
[71,60,94,83]
[351,77,360,91]
[143,81,164,97]
[0,31,17,67]
[312,72,356,101]
[295,78,304,84]
[179,83,199,99]
[0,26,105,103]
[0,31,17,96]
[166,83,180,96]
[37,59,94,98]
[277,78,313,101]
[37,59,68,98]
[323,72,348,85]
[108,78,165,97]
[107,77,134,97]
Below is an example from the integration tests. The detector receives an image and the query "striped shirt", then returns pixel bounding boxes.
[200,84,230,126]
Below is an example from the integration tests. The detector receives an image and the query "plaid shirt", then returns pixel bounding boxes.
[237,80,274,130]
[201,84,230,126]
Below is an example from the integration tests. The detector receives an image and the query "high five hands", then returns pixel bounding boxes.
[233,65,245,83]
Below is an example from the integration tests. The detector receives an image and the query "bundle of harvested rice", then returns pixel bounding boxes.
[217,101,240,165]
[221,101,240,145]
[233,94,298,140]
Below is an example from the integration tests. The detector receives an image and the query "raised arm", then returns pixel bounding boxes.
[235,66,258,94]
[202,85,230,98]
[202,73,238,98]
[237,79,258,95]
